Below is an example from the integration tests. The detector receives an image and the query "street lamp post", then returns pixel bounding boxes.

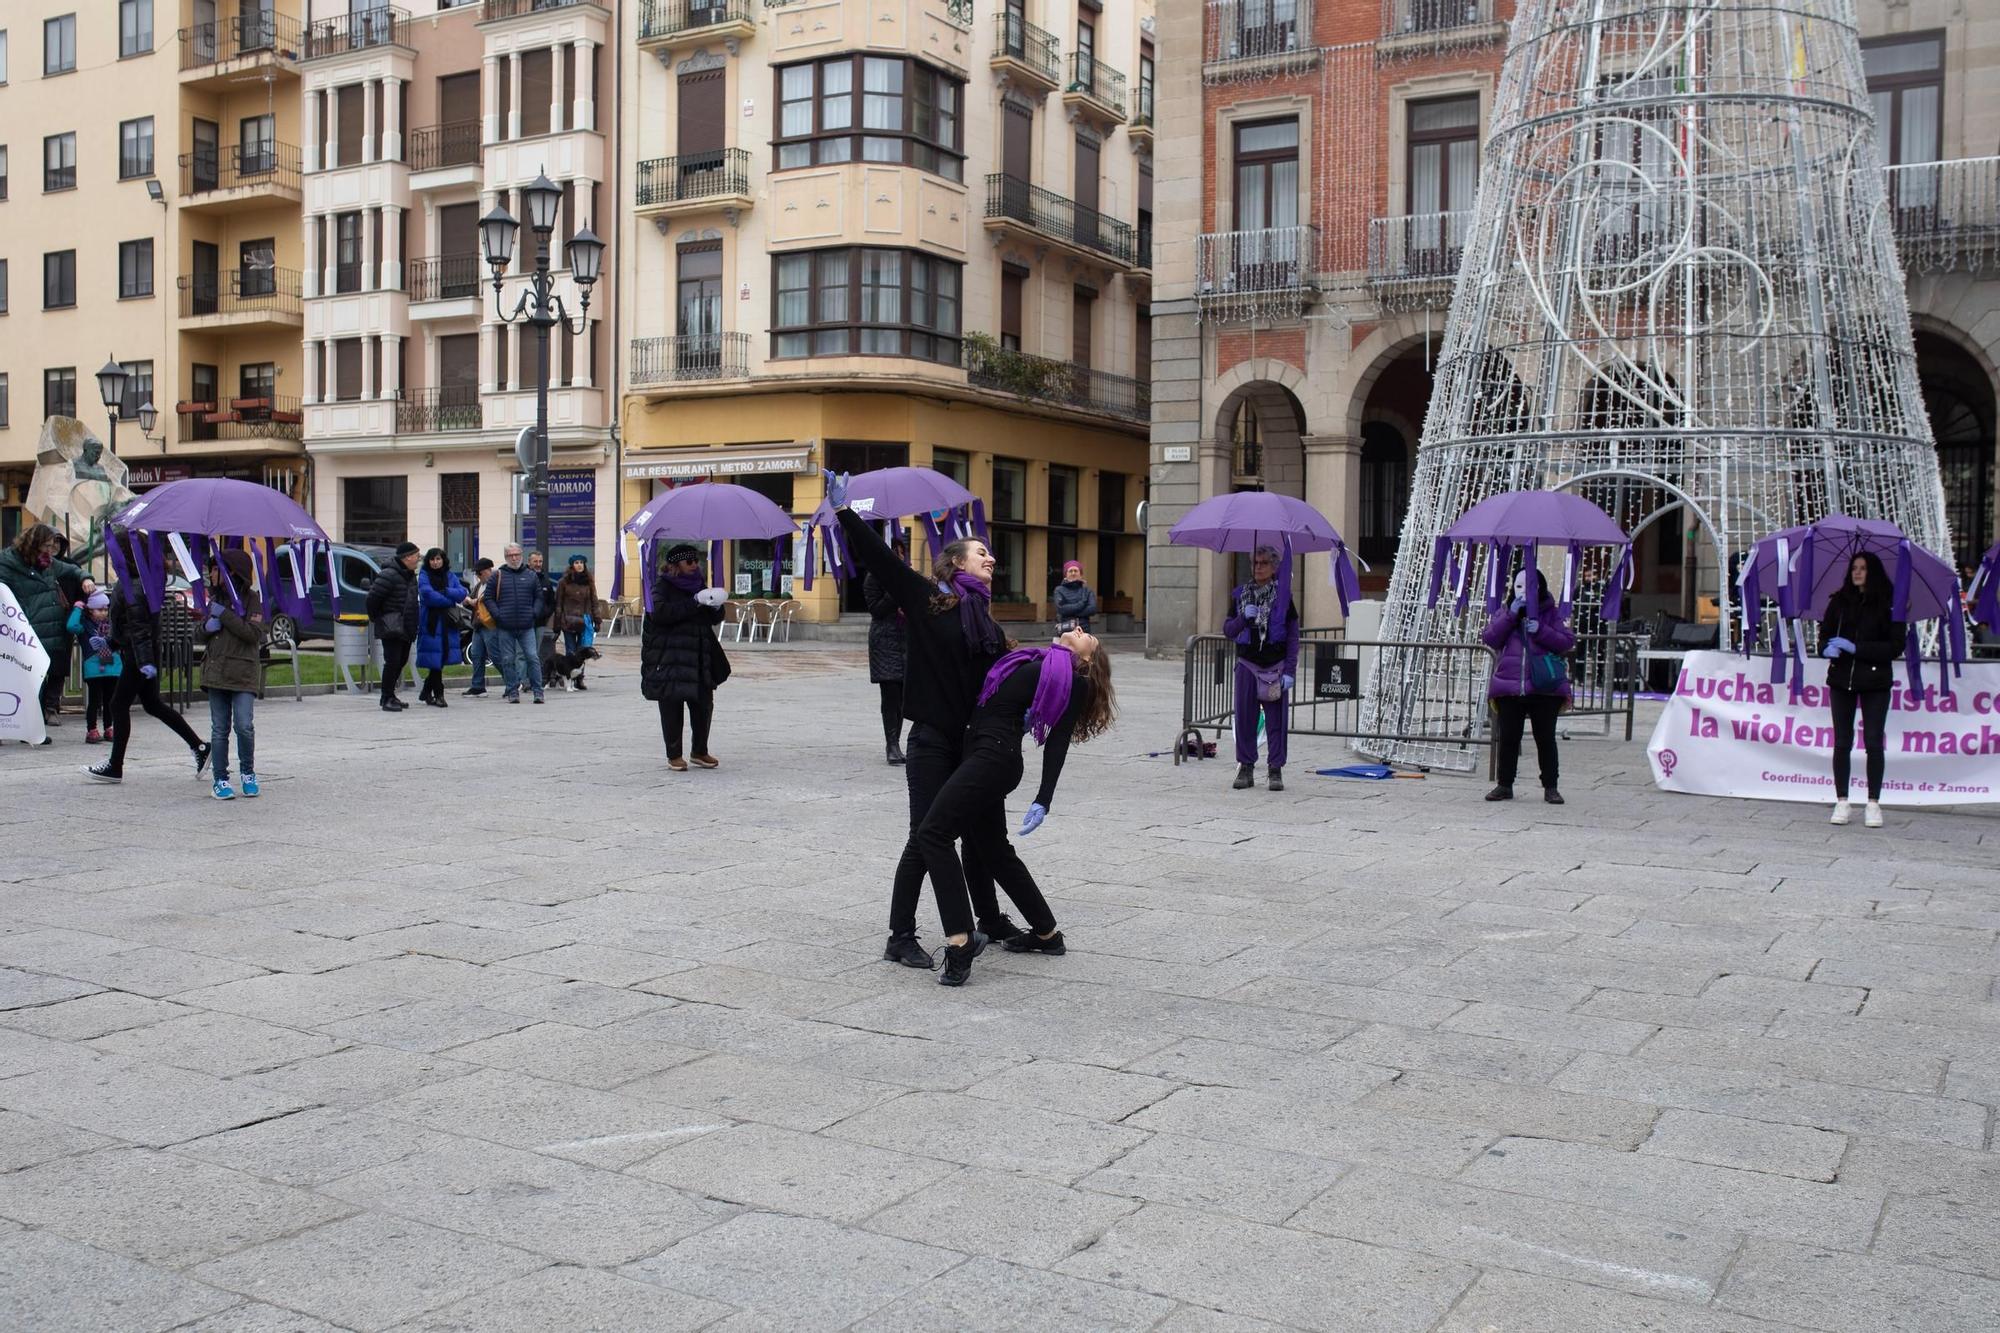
[480,172,604,571]
[96,358,131,459]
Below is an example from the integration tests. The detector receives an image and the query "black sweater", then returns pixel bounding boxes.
[969,657,1091,810]
[837,508,1001,733]
[1818,591,1906,694]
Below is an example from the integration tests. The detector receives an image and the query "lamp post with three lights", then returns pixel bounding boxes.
[479,171,604,571]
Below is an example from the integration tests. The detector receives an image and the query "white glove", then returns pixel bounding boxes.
[694,587,727,608]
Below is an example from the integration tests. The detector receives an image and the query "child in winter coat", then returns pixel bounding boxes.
[66,590,123,743]
[199,550,266,800]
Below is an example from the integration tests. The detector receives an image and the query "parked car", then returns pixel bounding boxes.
[269,543,398,643]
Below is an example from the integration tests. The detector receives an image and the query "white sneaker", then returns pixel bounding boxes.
[1864,801,1883,828]
[1829,800,1850,826]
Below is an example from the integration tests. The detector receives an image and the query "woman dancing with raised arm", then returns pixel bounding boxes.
[914,628,1116,986]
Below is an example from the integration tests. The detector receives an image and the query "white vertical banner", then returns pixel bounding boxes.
[0,585,52,746]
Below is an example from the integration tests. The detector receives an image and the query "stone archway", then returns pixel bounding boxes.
[1910,321,1997,565]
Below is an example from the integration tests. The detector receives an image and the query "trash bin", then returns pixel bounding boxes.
[332,618,378,695]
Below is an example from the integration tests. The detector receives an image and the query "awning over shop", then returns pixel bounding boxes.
[621,444,814,481]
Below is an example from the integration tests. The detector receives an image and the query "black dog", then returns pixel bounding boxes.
[543,643,602,691]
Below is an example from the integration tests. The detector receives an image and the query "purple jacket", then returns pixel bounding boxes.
[1481,599,1575,699]
[1223,585,1300,673]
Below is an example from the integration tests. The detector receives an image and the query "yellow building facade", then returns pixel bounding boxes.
[617,0,1157,624]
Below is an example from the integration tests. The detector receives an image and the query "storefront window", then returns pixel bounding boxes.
[729,472,796,599]
[344,475,407,547]
[990,456,1028,603]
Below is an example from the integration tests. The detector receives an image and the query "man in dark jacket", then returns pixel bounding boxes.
[640,544,731,769]
[366,542,422,712]
[1052,560,1098,632]
[487,543,548,704]
[0,524,87,726]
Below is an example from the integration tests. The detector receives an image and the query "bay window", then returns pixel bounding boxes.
[775,55,963,180]
[771,247,961,363]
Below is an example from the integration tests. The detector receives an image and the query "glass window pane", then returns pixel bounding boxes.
[1899,86,1940,164]
[1862,36,1941,80]
[1409,95,1479,133]
[1234,119,1297,154]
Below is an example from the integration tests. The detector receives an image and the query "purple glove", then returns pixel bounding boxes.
[1525,618,1540,635]
[140,664,158,680]
[204,616,224,634]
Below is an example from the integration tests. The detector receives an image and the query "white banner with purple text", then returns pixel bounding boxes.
[1647,651,2000,805]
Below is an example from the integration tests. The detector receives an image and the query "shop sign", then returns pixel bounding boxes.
[623,447,812,481]
[519,469,597,546]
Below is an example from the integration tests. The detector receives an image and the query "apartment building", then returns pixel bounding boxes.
[0,1,309,545]
[617,0,1156,624]
[300,0,619,575]
[1146,0,2000,646]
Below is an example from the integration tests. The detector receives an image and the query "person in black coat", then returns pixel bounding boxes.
[1819,550,1905,829]
[84,540,210,783]
[366,542,422,712]
[863,534,910,767]
[640,543,733,771]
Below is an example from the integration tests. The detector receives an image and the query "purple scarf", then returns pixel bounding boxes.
[949,571,1004,655]
[665,569,705,594]
[977,645,1075,745]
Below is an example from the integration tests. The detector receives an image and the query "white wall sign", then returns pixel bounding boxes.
[1162,445,1193,463]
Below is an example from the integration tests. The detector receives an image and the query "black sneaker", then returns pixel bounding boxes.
[1003,930,1066,955]
[977,914,1025,943]
[83,763,122,783]
[463,687,488,697]
[194,743,213,776]
[883,933,935,969]
[1268,766,1284,792]
[938,931,989,987]
[1232,763,1255,790]
[1484,785,1514,802]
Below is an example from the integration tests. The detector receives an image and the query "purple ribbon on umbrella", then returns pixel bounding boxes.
[1426,490,1630,625]
[1167,491,1361,618]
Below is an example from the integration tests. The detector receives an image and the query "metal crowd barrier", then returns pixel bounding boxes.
[1176,631,1501,775]
[1559,631,1644,741]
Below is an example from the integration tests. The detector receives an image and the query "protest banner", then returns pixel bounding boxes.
[0,584,51,746]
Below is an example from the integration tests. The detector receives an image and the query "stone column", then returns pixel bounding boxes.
[505,326,521,392]
[382,204,402,292]
[572,40,594,132]
[550,44,566,135]
[381,334,402,399]
[304,91,321,174]
[483,55,503,144]
[361,335,376,400]
[1302,434,1362,627]
[509,57,524,141]
[304,340,320,405]
[383,76,403,163]
[362,81,377,164]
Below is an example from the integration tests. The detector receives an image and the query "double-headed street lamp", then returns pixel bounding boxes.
[480,171,604,571]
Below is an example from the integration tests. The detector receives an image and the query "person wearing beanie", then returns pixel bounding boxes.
[366,543,423,711]
[1053,559,1098,633]
[640,543,732,769]
[414,548,469,708]
[198,550,266,799]
[65,588,123,743]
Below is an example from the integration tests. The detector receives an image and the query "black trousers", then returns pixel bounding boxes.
[659,692,714,759]
[877,681,904,747]
[889,722,998,936]
[380,638,412,701]
[105,668,204,775]
[1830,686,1890,801]
[1494,693,1562,789]
[914,729,1057,939]
[41,639,71,716]
[85,677,114,729]
[421,667,444,700]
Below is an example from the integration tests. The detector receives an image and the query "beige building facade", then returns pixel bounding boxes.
[0,1,309,546]
[617,0,1157,625]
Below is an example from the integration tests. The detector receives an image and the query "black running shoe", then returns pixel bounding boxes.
[977,914,1025,943]
[194,743,213,776]
[937,931,988,987]
[883,933,935,969]
[1003,930,1066,955]
[1484,785,1514,802]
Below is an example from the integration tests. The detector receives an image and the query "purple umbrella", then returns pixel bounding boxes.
[623,483,800,609]
[1168,492,1363,615]
[805,466,985,587]
[1739,515,1968,692]
[107,477,331,620]
[1427,489,1632,620]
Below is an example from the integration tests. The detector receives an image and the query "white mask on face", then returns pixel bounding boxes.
[1512,571,1530,601]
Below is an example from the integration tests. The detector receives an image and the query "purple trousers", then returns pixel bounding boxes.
[1233,659,1288,767]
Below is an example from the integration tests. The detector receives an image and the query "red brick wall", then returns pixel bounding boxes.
[1218,328,1307,379]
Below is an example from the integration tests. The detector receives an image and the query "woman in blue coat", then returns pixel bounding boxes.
[414,548,469,708]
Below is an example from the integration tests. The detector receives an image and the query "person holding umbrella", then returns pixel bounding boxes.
[1820,551,1903,828]
[1483,568,1575,804]
[84,535,211,784]
[1224,544,1300,792]
[639,543,732,770]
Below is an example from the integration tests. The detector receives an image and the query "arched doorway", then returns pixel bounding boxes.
[1356,337,1439,588]
[1214,380,1307,586]
[1915,330,1996,566]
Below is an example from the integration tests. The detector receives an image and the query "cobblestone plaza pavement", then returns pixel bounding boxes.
[3,643,1999,1331]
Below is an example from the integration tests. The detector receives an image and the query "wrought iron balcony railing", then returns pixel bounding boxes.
[408,121,482,173]
[1382,0,1497,42]
[303,6,407,60]
[1195,225,1319,322]
[483,0,587,18]
[182,393,304,443]
[408,255,484,303]
[1366,210,1470,308]
[993,12,1061,85]
[178,11,304,72]
[636,150,752,209]
[396,387,482,434]
[180,142,303,197]
[1886,156,2000,274]
[179,267,305,319]
[985,174,1136,267]
[631,333,752,385]
[1066,53,1127,119]
[1204,0,1315,77]
[640,0,753,39]
[963,338,1150,424]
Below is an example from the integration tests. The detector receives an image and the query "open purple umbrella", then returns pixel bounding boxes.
[1168,491,1363,615]
[622,483,798,609]
[107,477,332,621]
[1739,515,1967,692]
[805,466,985,587]
[1427,489,1633,620]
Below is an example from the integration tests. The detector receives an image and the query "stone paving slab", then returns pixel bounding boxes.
[3,643,1999,1329]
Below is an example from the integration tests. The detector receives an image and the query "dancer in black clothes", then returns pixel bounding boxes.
[915,628,1116,985]
[84,542,211,784]
[828,471,1025,968]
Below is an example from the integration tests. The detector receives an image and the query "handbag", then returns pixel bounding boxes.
[474,596,496,630]
[1528,650,1569,693]
[445,604,475,632]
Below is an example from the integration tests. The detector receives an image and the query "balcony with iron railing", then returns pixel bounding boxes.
[1129,84,1155,148]
[637,149,754,216]
[179,143,304,210]
[1203,0,1318,80]
[991,11,1062,93]
[483,0,590,19]
[1380,0,1502,48]
[962,337,1150,426]
[178,11,304,85]
[1366,210,1470,309]
[178,268,307,327]
[638,0,755,48]
[395,387,483,434]
[302,6,408,60]
[1064,53,1127,125]
[180,394,304,443]
[408,121,483,175]
[408,255,484,305]
[631,333,752,387]
[985,174,1136,268]
[1886,157,2000,274]
[1195,225,1319,322]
